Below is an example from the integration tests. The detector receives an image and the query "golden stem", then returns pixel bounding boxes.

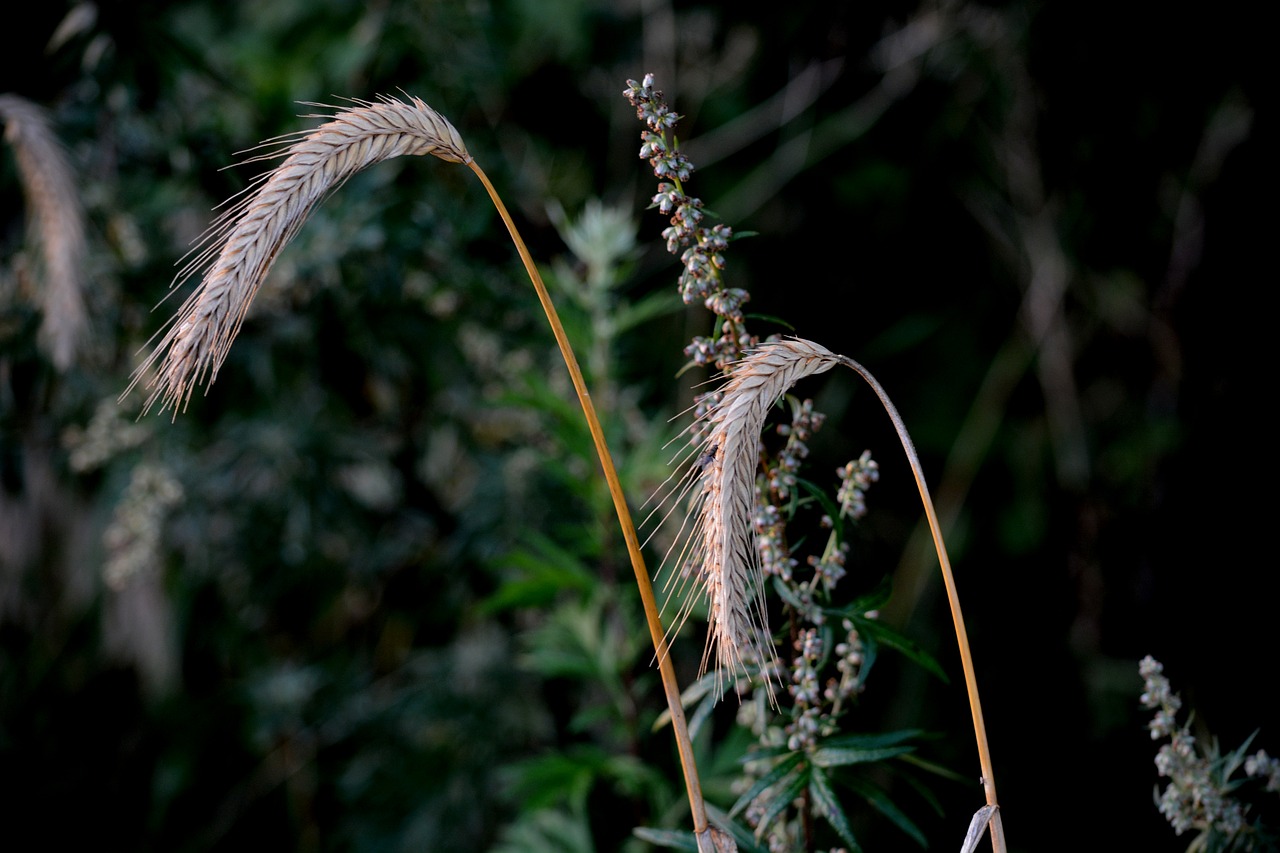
[468,160,710,837]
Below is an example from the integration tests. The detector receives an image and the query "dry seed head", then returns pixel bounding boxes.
[1,93,89,371]
[658,337,842,700]
[124,94,471,416]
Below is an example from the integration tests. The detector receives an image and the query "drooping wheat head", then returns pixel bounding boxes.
[658,337,842,699]
[123,94,470,416]
[1,93,89,371]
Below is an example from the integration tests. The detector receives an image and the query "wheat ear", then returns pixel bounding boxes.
[1,93,89,371]
[122,95,470,415]
[122,95,718,849]
[678,339,841,698]
[680,337,1001,844]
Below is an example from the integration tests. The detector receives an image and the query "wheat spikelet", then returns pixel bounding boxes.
[1,93,89,371]
[660,337,841,698]
[123,94,471,415]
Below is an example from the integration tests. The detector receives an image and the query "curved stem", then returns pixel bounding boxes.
[837,356,1000,822]
[467,161,710,838]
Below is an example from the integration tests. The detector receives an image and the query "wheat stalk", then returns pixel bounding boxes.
[123,94,470,415]
[671,336,1002,845]
[122,93,720,849]
[1,93,89,371]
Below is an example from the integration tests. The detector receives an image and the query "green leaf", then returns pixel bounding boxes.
[631,827,699,851]
[480,531,595,613]
[505,744,663,815]
[737,740,793,767]
[685,683,719,742]
[729,752,804,819]
[614,288,681,333]
[808,765,862,851]
[795,476,844,526]
[852,614,949,683]
[744,312,794,333]
[899,751,971,788]
[493,807,597,853]
[771,575,807,611]
[811,725,922,769]
[519,590,642,697]
[811,743,915,768]
[651,669,724,732]
[752,762,809,842]
[858,629,880,687]
[1217,727,1260,785]
[706,803,772,853]
[840,774,929,848]
[846,575,894,613]
[819,729,924,752]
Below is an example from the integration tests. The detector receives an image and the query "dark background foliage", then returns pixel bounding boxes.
[1,1,1270,851]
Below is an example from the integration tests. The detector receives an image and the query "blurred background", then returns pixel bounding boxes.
[1,1,1270,851]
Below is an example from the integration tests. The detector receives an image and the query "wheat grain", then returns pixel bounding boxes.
[1,93,89,371]
[665,337,842,698]
[123,94,471,415]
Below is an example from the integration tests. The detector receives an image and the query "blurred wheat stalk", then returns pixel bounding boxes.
[1,93,89,370]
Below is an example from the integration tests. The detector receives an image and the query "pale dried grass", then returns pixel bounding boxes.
[124,94,471,415]
[1,93,89,370]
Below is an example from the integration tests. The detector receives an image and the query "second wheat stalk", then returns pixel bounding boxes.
[677,337,1004,851]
